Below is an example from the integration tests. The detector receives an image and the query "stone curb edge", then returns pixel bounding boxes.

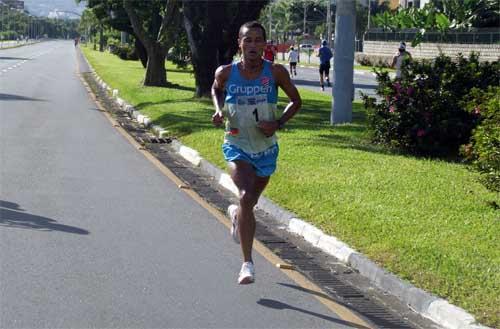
[79,50,490,329]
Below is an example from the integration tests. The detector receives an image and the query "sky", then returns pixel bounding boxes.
[23,0,87,18]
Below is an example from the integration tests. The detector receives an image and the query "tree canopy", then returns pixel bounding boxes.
[182,0,268,97]
[77,0,268,95]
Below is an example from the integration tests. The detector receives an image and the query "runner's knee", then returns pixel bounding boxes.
[239,189,259,210]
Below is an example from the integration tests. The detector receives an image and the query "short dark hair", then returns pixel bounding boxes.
[239,21,266,41]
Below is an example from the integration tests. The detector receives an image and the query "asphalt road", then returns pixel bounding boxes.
[288,64,379,100]
[0,41,370,328]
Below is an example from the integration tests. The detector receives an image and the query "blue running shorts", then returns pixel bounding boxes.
[222,143,279,177]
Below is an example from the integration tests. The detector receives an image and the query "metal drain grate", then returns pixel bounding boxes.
[255,228,416,329]
[146,137,171,144]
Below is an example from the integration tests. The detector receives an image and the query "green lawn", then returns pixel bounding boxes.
[82,47,499,327]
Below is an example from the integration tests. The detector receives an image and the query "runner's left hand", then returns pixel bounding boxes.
[257,121,279,137]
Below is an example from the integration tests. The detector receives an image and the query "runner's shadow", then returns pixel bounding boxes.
[292,79,323,87]
[0,93,46,102]
[0,201,89,235]
[257,298,370,328]
[0,56,31,60]
[278,282,404,329]
[353,83,377,90]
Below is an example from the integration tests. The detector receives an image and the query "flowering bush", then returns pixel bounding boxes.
[363,53,499,156]
[461,87,500,192]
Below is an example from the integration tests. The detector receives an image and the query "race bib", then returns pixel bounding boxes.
[230,95,272,129]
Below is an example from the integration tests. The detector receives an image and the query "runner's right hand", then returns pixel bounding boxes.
[212,111,224,127]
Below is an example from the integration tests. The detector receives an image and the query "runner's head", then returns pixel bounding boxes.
[238,21,267,61]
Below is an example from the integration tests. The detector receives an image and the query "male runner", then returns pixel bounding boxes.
[211,21,301,284]
[318,40,333,91]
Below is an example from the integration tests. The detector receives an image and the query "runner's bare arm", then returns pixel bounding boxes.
[258,64,302,137]
[211,65,230,126]
[391,54,398,68]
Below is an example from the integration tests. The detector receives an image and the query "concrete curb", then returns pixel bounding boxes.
[80,51,490,329]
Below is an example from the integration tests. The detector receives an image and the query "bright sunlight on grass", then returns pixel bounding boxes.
[82,46,499,327]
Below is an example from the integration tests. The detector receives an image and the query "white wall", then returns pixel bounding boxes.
[363,40,500,62]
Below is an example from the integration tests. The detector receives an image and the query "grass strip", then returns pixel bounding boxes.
[82,46,499,327]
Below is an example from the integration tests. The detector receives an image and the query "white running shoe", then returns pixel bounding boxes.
[227,204,239,244]
[238,262,255,284]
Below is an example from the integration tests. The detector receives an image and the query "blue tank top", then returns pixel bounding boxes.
[223,60,278,154]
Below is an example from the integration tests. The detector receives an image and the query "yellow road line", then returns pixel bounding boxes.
[78,72,373,329]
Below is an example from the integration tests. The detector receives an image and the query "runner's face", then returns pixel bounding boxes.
[238,27,266,61]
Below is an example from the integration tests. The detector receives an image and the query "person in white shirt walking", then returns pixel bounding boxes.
[391,42,412,79]
[288,46,298,76]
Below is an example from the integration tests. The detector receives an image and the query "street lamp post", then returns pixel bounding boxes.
[303,3,307,36]
[327,0,332,48]
[367,0,371,30]
[314,2,333,48]
[268,4,272,41]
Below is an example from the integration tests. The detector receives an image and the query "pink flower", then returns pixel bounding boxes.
[389,106,396,113]
[473,106,481,115]
[417,129,426,137]
[393,82,401,91]
[407,87,415,96]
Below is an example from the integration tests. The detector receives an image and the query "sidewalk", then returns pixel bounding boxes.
[0,39,40,49]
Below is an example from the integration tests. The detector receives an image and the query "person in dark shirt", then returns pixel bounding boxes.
[317,40,333,91]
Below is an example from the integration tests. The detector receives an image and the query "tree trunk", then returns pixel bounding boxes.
[99,25,104,52]
[144,45,167,87]
[182,0,268,97]
[183,2,224,98]
[134,38,148,68]
[184,26,219,97]
[190,44,219,97]
[332,0,356,124]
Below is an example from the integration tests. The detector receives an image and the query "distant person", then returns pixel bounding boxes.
[263,40,278,62]
[74,36,80,47]
[391,42,412,79]
[288,46,298,76]
[211,21,301,285]
[317,40,333,91]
